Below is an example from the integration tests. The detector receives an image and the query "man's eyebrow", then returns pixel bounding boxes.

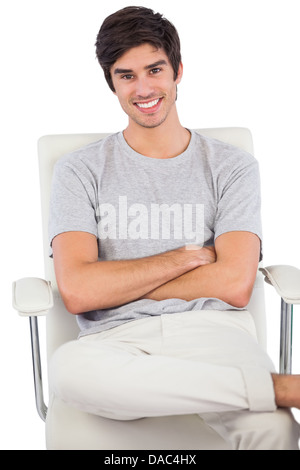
[113,60,168,75]
[144,59,168,70]
[114,67,133,75]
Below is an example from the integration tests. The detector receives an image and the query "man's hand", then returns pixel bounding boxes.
[179,245,216,265]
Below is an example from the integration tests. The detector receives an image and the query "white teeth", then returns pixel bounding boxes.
[136,99,159,109]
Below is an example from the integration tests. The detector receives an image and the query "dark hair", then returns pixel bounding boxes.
[95,6,181,92]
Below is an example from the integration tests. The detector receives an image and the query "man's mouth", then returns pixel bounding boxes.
[136,98,160,109]
[134,98,162,113]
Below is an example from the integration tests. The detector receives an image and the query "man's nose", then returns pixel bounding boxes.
[135,76,154,98]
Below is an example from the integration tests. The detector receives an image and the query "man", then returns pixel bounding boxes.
[49,6,300,449]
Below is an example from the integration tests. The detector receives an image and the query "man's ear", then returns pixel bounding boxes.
[175,62,183,84]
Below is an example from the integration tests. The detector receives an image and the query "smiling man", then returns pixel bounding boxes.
[49,6,300,449]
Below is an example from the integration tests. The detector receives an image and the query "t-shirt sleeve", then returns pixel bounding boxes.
[214,155,263,259]
[48,157,98,257]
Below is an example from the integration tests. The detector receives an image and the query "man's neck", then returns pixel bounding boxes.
[123,115,191,159]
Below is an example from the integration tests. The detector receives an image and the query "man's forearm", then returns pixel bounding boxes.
[143,233,260,308]
[73,251,197,312]
[81,245,216,312]
[55,240,211,314]
[143,261,245,306]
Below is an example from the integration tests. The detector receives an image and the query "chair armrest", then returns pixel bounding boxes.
[12,277,52,421]
[259,265,300,305]
[12,277,53,316]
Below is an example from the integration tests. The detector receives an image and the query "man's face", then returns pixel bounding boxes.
[111,43,183,129]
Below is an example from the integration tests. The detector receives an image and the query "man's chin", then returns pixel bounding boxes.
[132,115,168,129]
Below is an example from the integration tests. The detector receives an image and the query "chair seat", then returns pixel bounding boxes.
[46,396,231,450]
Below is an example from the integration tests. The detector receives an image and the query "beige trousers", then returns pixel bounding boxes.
[50,310,300,449]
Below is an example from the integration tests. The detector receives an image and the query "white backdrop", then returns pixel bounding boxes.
[1,0,299,450]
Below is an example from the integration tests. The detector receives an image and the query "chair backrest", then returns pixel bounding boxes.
[38,128,266,359]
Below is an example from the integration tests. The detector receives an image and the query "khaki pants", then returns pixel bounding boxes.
[50,310,300,449]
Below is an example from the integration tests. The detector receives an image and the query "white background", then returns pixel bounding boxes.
[1,0,299,450]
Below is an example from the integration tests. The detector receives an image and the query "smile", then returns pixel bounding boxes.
[136,98,160,109]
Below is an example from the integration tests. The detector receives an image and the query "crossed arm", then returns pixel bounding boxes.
[52,230,260,315]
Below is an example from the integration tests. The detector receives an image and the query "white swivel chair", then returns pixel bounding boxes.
[12,128,300,450]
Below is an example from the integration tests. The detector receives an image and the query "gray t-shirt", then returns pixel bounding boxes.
[49,130,262,336]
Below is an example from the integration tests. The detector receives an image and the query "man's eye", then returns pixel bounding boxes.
[150,68,161,74]
[121,74,134,80]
